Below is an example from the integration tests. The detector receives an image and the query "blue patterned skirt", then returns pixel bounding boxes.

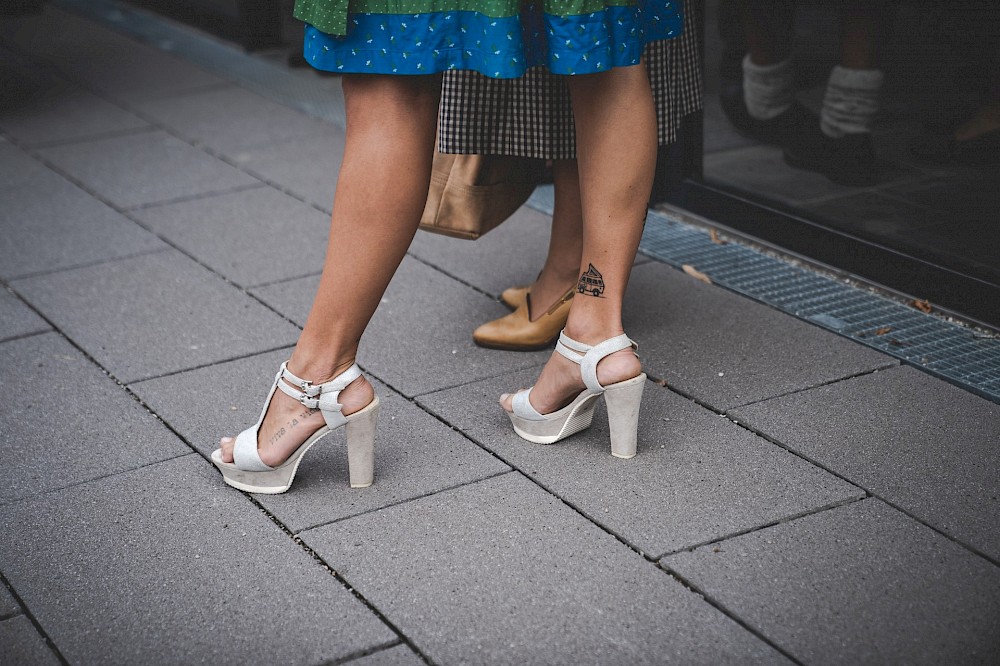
[300,0,684,78]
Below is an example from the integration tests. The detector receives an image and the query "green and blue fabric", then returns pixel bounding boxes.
[295,0,683,78]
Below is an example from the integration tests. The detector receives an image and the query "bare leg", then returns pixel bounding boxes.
[221,73,440,465]
[526,159,584,319]
[502,63,656,414]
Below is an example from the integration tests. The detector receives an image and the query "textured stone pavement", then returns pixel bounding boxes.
[1,6,998,665]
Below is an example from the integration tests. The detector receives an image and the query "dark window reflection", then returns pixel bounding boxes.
[703,0,1000,288]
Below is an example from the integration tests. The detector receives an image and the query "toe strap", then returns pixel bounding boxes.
[233,426,273,472]
[512,388,546,421]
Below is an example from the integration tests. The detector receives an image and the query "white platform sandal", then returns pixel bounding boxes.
[506,331,646,458]
[211,361,379,494]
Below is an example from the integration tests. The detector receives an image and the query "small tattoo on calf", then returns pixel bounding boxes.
[577,263,606,298]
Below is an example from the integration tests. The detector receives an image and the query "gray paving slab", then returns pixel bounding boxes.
[231,130,345,211]
[0,332,190,505]
[0,616,60,666]
[302,473,789,665]
[663,499,1000,665]
[251,256,550,397]
[2,7,226,102]
[0,74,149,147]
[130,186,330,288]
[35,129,259,210]
[130,348,510,533]
[622,261,897,411]
[12,250,301,383]
[418,366,864,558]
[131,85,339,157]
[0,585,19,620]
[349,644,425,666]
[730,365,1000,561]
[0,288,48,342]
[0,142,165,280]
[0,455,395,664]
[408,206,554,299]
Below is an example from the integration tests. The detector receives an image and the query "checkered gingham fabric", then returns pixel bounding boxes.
[438,1,702,159]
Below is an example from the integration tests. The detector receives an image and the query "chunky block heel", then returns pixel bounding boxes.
[505,331,645,457]
[604,374,645,459]
[345,398,379,488]
[211,361,378,494]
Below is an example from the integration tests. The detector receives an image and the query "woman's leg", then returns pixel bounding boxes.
[502,63,656,413]
[522,159,584,318]
[221,73,441,466]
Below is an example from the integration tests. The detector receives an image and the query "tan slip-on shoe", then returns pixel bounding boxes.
[500,285,529,310]
[474,286,574,351]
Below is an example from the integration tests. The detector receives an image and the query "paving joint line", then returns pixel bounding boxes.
[240,492,437,666]
[0,328,52,346]
[656,564,806,665]
[405,253,503,303]
[332,640,406,665]
[0,453,196,510]
[248,270,324,291]
[293,470,515,536]
[4,247,171,283]
[126,344,296,386]
[405,399,806,661]
[0,571,71,666]
[725,361,900,411]
[0,288,430,663]
[731,418,1000,569]
[22,124,159,150]
[124,181,269,211]
[655,495,870,560]
[407,361,549,401]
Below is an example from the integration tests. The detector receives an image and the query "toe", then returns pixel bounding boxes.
[219,436,235,463]
[499,391,518,414]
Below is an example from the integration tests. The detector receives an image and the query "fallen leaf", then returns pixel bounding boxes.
[912,299,932,313]
[889,338,908,347]
[682,264,712,284]
[654,378,668,387]
[875,326,892,336]
[710,228,726,245]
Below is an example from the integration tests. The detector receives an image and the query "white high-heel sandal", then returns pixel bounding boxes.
[505,331,646,458]
[211,361,379,494]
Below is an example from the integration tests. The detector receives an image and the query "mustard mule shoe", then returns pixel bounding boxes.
[211,361,379,494]
[504,331,645,458]
[500,285,529,309]
[474,286,574,351]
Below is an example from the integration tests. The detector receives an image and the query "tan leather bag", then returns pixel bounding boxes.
[419,151,545,240]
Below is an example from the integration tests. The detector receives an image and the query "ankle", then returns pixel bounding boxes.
[287,352,358,385]
[562,321,626,347]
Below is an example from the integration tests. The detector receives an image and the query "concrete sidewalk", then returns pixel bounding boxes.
[1,5,998,665]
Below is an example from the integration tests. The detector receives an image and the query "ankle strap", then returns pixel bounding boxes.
[275,361,362,414]
[556,331,637,393]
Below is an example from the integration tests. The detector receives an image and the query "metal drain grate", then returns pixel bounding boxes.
[531,186,1000,403]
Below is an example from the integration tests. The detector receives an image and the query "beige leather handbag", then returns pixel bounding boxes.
[419,151,544,240]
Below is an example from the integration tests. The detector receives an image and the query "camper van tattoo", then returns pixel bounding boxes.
[577,263,605,297]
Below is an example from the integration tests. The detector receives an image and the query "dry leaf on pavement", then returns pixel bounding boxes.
[682,264,712,284]
[912,299,932,313]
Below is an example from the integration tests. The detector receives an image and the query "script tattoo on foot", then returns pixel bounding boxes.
[577,263,606,298]
[266,407,319,448]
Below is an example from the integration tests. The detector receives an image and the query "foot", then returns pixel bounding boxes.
[784,129,878,186]
[720,85,815,147]
[218,372,374,468]
[500,341,641,415]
